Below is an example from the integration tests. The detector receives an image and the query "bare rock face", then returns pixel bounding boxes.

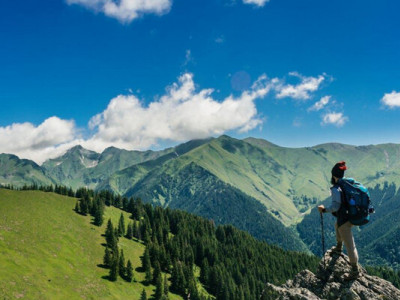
[267,247,400,300]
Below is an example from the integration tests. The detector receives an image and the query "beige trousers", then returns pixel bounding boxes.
[335,221,359,264]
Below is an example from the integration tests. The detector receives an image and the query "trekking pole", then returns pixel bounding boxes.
[320,212,326,266]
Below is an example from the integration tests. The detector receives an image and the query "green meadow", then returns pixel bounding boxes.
[0,189,182,299]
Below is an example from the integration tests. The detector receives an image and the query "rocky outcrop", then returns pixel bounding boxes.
[267,247,400,300]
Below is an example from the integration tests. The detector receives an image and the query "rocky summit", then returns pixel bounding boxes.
[267,247,400,300]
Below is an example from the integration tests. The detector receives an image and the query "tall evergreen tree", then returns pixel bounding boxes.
[103,247,112,268]
[140,289,147,300]
[145,264,152,284]
[142,246,151,271]
[163,275,169,299]
[122,197,129,211]
[109,256,118,281]
[126,222,133,239]
[118,213,125,237]
[133,221,139,239]
[171,261,186,294]
[94,202,104,226]
[105,219,117,249]
[154,273,163,300]
[119,249,126,278]
[126,260,134,282]
[187,278,200,300]
[152,261,161,284]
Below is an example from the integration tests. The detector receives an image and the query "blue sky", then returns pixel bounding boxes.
[1,0,400,163]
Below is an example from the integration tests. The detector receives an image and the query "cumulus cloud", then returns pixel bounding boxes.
[0,73,273,163]
[381,91,400,108]
[275,72,325,100]
[321,112,348,127]
[66,0,172,23]
[0,117,78,164]
[243,0,270,7]
[1,71,333,164]
[308,96,331,112]
[84,73,270,152]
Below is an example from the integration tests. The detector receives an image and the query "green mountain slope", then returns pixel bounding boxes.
[104,136,400,226]
[125,162,308,252]
[0,154,54,187]
[96,138,214,195]
[0,189,182,299]
[42,145,173,190]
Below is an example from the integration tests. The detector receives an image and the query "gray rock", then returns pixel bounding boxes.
[267,247,400,300]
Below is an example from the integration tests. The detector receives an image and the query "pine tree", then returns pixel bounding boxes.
[133,221,139,239]
[142,246,151,271]
[103,247,112,268]
[145,265,152,284]
[122,197,129,211]
[152,261,161,284]
[118,213,125,237]
[94,203,104,226]
[154,273,163,300]
[109,256,118,281]
[80,193,90,215]
[126,222,133,239]
[105,219,117,249]
[119,249,126,278]
[74,201,80,213]
[171,261,186,294]
[115,194,123,208]
[126,260,134,282]
[163,274,169,298]
[187,278,200,300]
[140,289,147,300]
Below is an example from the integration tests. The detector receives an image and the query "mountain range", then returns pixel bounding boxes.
[2,135,400,264]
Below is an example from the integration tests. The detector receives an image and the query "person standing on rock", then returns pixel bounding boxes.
[317,161,360,280]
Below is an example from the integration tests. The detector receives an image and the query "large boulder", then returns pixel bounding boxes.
[266,247,400,300]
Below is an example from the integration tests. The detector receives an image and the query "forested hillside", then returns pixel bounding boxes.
[0,187,319,299]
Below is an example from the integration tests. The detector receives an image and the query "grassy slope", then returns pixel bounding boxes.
[0,189,182,300]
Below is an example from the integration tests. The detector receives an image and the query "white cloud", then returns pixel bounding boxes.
[66,0,172,23]
[308,96,331,112]
[0,73,273,164]
[85,73,270,152]
[0,117,78,164]
[243,0,270,7]
[0,71,333,164]
[381,91,400,108]
[321,112,348,127]
[275,72,325,100]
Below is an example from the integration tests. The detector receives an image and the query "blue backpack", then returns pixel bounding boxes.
[338,178,374,226]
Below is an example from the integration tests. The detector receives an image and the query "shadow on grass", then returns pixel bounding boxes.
[136,266,145,272]
[97,263,108,269]
[101,275,116,282]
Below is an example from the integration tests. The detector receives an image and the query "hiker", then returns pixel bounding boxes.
[318,161,360,280]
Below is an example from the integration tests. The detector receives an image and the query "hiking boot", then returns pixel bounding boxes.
[345,264,360,281]
[330,243,343,256]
